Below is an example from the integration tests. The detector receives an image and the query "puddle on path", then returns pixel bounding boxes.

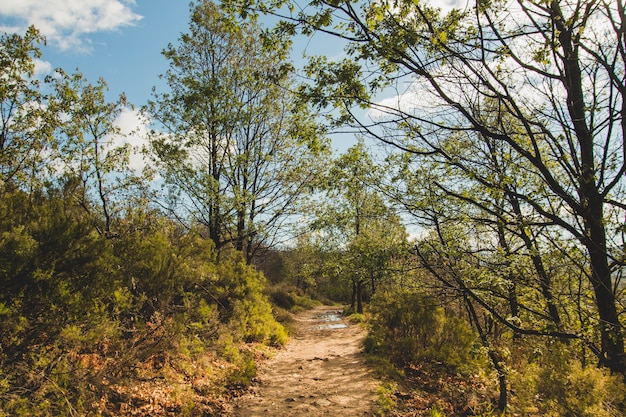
[310,311,348,330]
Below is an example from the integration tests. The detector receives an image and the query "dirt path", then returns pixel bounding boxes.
[232,306,380,416]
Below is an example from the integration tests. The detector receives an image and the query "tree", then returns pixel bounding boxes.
[312,141,407,312]
[228,0,626,375]
[145,0,329,262]
[0,26,57,192]
[50,70,135,237]
[0,23,293,416]
[346,212,407,312]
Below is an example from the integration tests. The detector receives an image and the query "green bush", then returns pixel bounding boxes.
[0,188,288,415]
[268,287,297,310]
[377,380,398,414]
[267,283,322,311]
[365,288,480,373]
[292,294,322,311]
[225,351,257,390]
[509,344,626,416]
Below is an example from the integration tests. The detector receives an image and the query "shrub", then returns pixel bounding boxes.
[266,283,321,313]
[212,250,287,346]
[377,381,398,413]
[509,344,626,416]
[268,287,297,310]
[0,188,288,415]
[366,288,480,373]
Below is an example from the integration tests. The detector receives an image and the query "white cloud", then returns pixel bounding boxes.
[33,58,52,77]
[368,89,419,120]
[421,0,469,15]
[113,106,149,174]
[0,0,142,52]
[367,77,447,123]
[437,0,470,14]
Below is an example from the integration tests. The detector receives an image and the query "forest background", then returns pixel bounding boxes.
[1,0,626,416]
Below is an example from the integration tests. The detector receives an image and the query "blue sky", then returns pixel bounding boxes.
[0,1,197,171]
[0,0,329,171]
[1,1,191,108]
[0,0,346,108]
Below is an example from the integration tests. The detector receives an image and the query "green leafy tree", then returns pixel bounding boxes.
[50,70,135,237]
[281,233,327,291]
[382,132,570,334]
[313,141,407,312]
[145,0,329,262]
[0,23,289,416]
[0,27,57,192]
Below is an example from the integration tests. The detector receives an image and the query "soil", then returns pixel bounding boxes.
[231,305,380,416]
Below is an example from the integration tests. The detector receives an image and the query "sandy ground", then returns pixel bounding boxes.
[232,305,380,416]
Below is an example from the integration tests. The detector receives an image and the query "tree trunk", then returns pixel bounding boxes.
[550,0,625,373]
[351,281,356,312]
[356,280,364,314]
[584,201,625,373]
[236,208,245,253]
[507,191,563,331]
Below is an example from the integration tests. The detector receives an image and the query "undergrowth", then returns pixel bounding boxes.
[362,286,626,417]
[0,190,287,416]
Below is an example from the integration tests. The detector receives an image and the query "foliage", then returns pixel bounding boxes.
[308,141,410,312]
[268,285,297,310]
[217,250,288,346]
[0,16,294,417]
[49,69,139,237]
[428,406,446,417]
[346,313,365,324]
[0,26,56,192]
[279,237,348,302]
[365,287,482,374]
[227,0,626,402]
[509,342,626,417]
[7,1,626,415]
[376,380,398,415]
[0,182,287,415]
[227,0,626,381]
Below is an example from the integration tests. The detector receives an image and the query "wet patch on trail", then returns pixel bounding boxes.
[310,310,348,330]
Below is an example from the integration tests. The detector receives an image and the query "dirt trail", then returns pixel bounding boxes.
[232,305,379,416]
